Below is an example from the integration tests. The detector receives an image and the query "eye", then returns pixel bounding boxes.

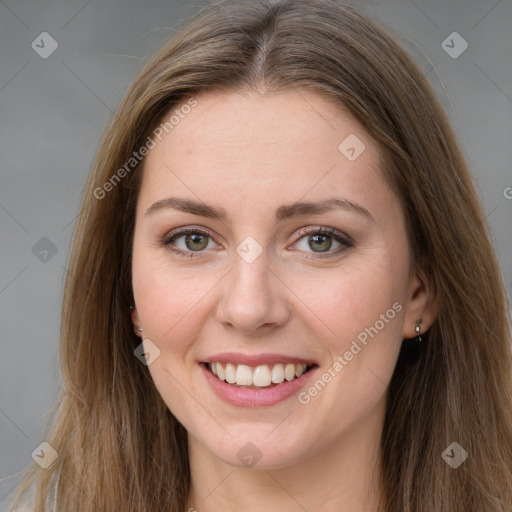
[290,226,353,258]
[162,227,218,258]
[161,225,353,260]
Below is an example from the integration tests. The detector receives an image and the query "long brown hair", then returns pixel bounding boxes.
[10,0,512,510]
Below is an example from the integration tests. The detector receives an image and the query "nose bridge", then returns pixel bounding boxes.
[233,241,272,298]
[216,239,290,333]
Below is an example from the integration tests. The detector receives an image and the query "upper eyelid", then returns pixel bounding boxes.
[164,225,218,240]
[292,226,352,244]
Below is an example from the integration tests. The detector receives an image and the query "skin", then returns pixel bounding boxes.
[130,89,437,512]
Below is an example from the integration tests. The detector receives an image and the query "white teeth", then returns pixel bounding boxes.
[225,363,236,384]
[208,362,312,387]
[252,365,272,387]
[235,364,253,386]
[295,364,308,377]
[271,364,285,384]
[284,363,296,381]
[217,363,225,381]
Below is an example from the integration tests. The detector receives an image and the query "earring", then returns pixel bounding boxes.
[137,327,143,334]
[415,324,422,342]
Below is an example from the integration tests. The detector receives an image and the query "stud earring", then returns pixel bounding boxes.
[137,327,143,334]
[415,324,422,342]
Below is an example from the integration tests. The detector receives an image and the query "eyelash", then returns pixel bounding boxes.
[161,225,353,260]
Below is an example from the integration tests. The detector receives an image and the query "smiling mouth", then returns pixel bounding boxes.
[205,362,315,389]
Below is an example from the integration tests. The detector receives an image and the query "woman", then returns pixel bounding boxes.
[11,0,512,510]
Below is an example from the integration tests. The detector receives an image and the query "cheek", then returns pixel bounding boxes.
[131,255,215,421]
[132,251,218,353]
[291,256,406,347]
[293,263,405,438]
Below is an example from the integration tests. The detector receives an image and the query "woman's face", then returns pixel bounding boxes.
[131,90,431,469]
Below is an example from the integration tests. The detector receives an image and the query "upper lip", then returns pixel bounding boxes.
[201,352,318,366]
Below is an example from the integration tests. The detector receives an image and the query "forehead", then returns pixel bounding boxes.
[150,89,378,160]
[138,89,392,219]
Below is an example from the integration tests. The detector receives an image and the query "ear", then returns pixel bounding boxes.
[402,266,440,339]
[130,306,142,337]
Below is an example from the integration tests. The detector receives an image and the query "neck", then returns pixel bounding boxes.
[185,397,386,512]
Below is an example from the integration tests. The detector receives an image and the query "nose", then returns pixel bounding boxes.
[215,248,291,335]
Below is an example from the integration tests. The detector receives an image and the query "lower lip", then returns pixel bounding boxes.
[200,363,318,407]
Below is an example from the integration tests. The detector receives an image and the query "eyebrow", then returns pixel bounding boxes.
[145,196,374,222]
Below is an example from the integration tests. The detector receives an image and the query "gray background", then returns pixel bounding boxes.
[1,0,511,508]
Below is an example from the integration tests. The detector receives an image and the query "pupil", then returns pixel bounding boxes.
[186,233,208,251]
[310,234,331,252]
